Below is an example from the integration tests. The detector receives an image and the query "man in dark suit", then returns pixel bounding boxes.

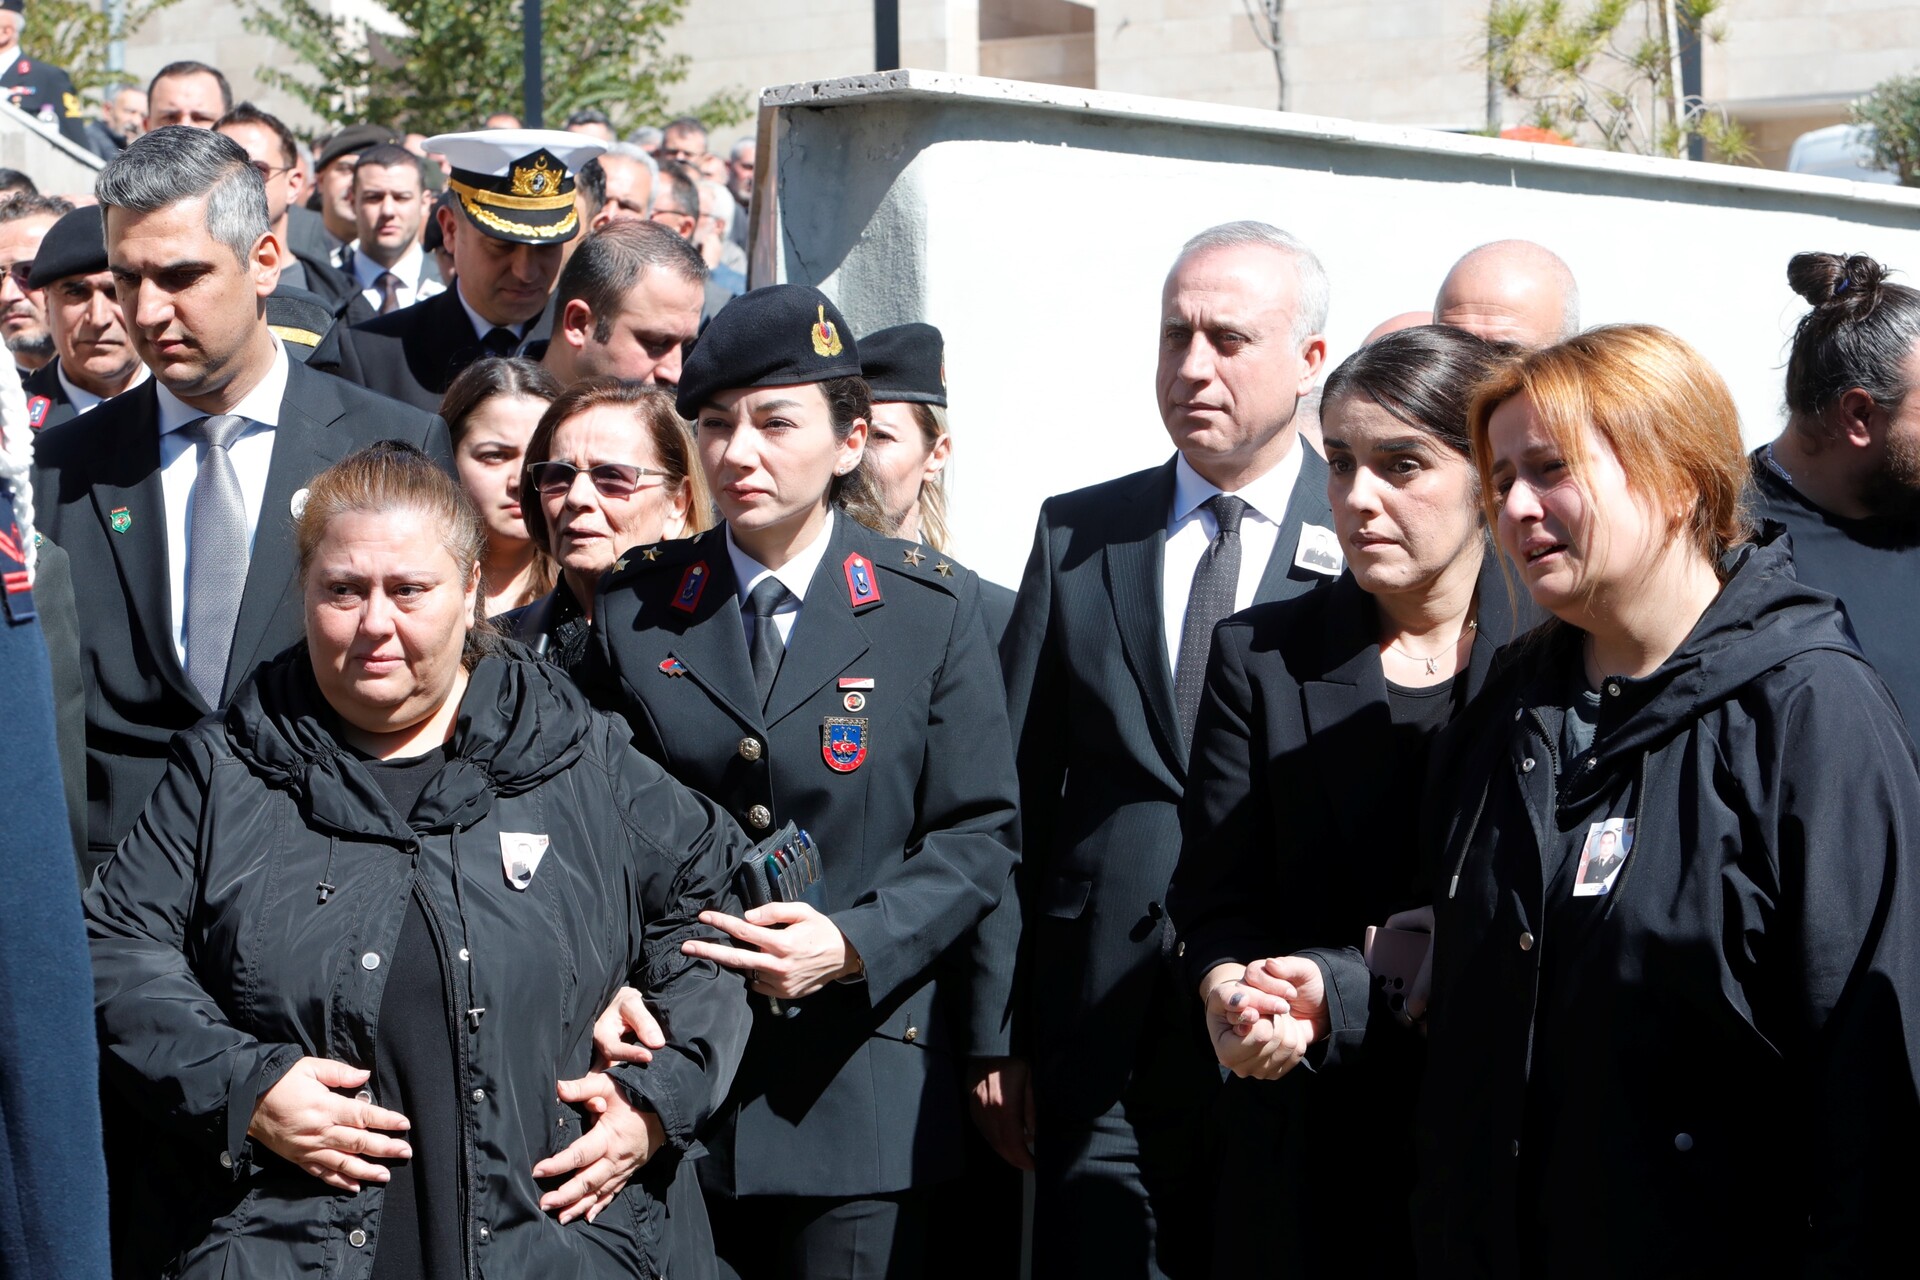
[985,222,1338,1278]
[320,129,605,411]
[0,0,89,149]
[31,125,450,871]
[22,204,149,434]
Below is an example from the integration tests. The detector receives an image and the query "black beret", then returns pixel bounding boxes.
[0,1,21,14]
[676,284,863,418]
[265,285,334,363]
[859,322,946,407]
[28,204,106,289]
[317,124,400,173]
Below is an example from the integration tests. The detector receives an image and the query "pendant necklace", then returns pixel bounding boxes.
[1388,618,1477,675]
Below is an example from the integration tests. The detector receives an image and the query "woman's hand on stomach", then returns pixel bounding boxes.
[534,1072,667,1224]
[247,1057,413,1192]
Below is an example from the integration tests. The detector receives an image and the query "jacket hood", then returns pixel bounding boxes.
[1531,523,1867,789]
[225,644,595,839]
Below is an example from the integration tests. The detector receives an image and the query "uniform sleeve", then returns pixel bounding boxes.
[601,724,753,1149]
[963,511,1062,1058]
[54,67,88,149]
[1757,660,1920,1274]
[84,733,303,1179]
[829,571,1020,1008]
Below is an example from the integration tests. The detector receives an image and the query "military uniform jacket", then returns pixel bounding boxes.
[321,286,550,412]
[578,516,1020,1198]
[30,359,452,856]
[1,52,87,148]
[20,359,77,433]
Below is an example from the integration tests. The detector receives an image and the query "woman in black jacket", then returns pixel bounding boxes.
[1166,325,1512,1276]
[1414,325,1920,1274]
[86,442,753,1280]
[578,285,1019,1280]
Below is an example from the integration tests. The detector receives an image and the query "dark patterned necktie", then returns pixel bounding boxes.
[1173,493,1247,753]
[747,578,794,709]
[482,326,518,357]
[376,271,402,315]
[183,413,251,706]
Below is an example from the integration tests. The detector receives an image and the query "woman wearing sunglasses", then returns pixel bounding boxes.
[501,377,713,673]
[575,285,1019,1280]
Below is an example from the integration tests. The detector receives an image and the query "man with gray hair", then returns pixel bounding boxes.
[577,142,657,232]
[985,220,1339,1278]
[1433,238,1580,347]
[537,219,706,388]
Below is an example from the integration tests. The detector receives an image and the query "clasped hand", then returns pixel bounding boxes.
[1200,958,1330,1081]
[681,901,862,999]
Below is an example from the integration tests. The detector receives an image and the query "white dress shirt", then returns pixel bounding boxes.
[348,240,445,314]
[456,286,526,345]
[726,511,836,649]
[56,358,148,416]
[1161,442,1305,682]
[155,340,291,665]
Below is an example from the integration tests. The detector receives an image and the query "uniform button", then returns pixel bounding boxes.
[348,1229,368,1248]
[354,1089,372,1104]
[1605,680,1622,697]
[1674,1132,1694,1152]
[361,952,380,971]
[458,948,470,962]
[1175,940,1186,957]
[903,1026,919,1043]
[471,1088,486,1103]
[478,1226,491,1242]
[218,1150,234,1169]
[738,737,763,762]
[747,805,771,830]
[1520,757,1535,773]
[1518,931,1535,951]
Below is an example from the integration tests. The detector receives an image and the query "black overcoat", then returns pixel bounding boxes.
[577,515,1019,1198]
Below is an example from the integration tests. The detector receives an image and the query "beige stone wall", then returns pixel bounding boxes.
[981,33,1095,88]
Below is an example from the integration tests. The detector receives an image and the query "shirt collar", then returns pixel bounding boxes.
[350,240,425,290]
[726,510,836,606]
[456,284,525,343]
[155,337,291,436]
[1170,436,1305,525]
[56,358,147,414]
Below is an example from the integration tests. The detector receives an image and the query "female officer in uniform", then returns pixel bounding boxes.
[578,284,1019,1280]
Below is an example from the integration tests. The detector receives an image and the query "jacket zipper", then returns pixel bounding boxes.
[408,840,478,1280]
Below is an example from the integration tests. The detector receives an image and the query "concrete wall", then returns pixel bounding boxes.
[757,71,1920,585]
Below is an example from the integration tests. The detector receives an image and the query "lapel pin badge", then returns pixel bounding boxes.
[499,832,550,891]
[1293,523,1345,577]
[822,716,869,773]
[659,656,688,677]
[109,506,132,534]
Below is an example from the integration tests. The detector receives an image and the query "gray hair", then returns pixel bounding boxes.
[628,125,663,151]
[700,179,736,236]
[96,125,269,266]
[1177,220,1331,342]
[730,138,755,162]
[605,141,658,177]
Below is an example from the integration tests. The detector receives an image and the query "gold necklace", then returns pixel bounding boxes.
[1386,618,1478,675]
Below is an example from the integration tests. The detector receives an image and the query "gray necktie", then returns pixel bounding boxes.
[375,271,402,315]
[184,413,250,706]
[1173,493,1248,754]
[747,578,794,710]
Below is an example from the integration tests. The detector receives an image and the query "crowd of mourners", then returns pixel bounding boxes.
[3,22,1920,1280]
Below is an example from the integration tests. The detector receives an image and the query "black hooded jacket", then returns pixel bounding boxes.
[86,649,753,1280]
[1416,528,1920,1277]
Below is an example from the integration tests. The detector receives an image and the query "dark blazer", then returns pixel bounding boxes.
[577,516,1020,1198]
[30,358,451,856]
[321,286,552,412]
[978,577,1016,646]
[20,360,79,434]
[30,539,88,873]
[985,449,1337,1119]
[1165,558,1518,1277]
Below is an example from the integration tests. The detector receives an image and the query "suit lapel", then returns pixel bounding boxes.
[658,536,764,731]
[1103,460,1182,772]
[764,518,873,728]
[1299,574,1391,851]
[85,385,201,708]
[1255,445,1336,603]
[224,364,355,696]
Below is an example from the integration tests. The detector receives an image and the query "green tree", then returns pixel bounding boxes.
[1484,0,1752,161]
[242,0,747,136]
[20,0,182,98]
[1851,75,1920,185]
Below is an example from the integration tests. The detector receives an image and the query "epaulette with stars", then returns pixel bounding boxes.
[870,533,969,597]
[606,538,698,586]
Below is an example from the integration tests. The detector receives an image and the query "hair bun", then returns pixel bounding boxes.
[1788,251,1891,310]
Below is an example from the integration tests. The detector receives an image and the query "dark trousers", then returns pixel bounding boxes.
[707,1190,928,1280]
[1032,994,1217,1280]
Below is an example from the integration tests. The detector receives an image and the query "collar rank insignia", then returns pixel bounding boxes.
[822,716,869,773]
[25,395,49,430]
[811,305,843,358]
[902,545,925,566]
[843,552,882,612]
[659,656,688,677]
[672,561,709,613]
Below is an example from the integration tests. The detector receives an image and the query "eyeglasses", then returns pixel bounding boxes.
[248,160,297,180]
[2,262,33,289]
[527,460,668,499]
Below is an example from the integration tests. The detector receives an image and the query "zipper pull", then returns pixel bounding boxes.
[467,1007,487,1031]
[316,880,335,905]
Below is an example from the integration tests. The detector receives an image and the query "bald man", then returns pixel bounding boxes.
[1365,309,1433,344]
[1433,240,1578,347]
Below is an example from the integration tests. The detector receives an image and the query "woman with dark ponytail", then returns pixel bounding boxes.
[1752,250,1920,719]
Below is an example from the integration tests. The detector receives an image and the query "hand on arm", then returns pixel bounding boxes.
[534,1073,668,1224]
[247,1057,412,1192]
[681,901,862,1000]
[591,985,667,1068]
